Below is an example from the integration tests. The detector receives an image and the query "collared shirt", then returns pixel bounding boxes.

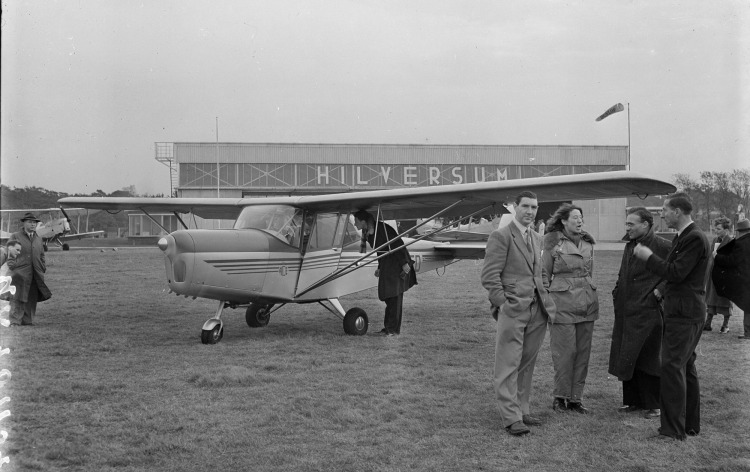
[675,220,692,237]
[511,218,533,239]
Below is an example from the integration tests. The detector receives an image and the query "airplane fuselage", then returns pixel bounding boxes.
[158,205,456,305]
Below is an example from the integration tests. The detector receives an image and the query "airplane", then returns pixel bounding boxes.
[58,170,675,344]
[0,208,105,251]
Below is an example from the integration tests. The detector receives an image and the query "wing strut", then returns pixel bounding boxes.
[138,208,170,234]
[295,202,495,298]
[173,211,189,230]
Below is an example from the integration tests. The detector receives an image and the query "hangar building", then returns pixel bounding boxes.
[130,142,629,241]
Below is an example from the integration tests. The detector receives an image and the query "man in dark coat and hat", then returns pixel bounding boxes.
[609,207,671,418]
[352,210,417,336]
[8,212,52,326]
[713,218,750,339]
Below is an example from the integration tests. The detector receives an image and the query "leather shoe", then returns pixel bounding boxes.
[567,402,589,414]
[522,414,543,426]
[552,397,567,411]
[506,421,530,436]
[643,409,660,418]
[618,405,641,413]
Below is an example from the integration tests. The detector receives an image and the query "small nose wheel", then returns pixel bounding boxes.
[201,301,227,345]
[201,324,224,344]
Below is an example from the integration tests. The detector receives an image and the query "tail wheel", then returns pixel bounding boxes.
[246,303,272,328]
[201,325,223,344]
[343,308,368,335]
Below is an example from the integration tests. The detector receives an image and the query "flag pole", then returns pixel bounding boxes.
[216,116,220,198]
[627,103,631,170]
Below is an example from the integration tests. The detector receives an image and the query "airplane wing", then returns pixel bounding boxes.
[59,171,675,221]
[57,197,249,220]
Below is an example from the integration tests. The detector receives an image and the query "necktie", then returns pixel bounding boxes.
[525,230,533,253]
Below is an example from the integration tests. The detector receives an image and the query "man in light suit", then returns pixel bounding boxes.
[481,191,556,436]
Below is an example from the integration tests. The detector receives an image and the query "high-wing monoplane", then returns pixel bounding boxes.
[0,208,105,251]
[59,171,675,344]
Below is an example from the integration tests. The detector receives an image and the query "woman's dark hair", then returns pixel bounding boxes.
[546,203,583,233]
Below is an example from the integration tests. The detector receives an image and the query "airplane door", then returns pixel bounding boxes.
[295,212,344,298]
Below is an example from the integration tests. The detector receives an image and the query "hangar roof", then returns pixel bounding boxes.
[169,143,628,166]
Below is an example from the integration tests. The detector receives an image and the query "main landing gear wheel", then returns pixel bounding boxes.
[201,325,223,345]
[246,303,273,328]
[62,243,70,251]
[343,308,368,336]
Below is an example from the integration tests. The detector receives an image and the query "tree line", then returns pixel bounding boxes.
[673,168,750,230]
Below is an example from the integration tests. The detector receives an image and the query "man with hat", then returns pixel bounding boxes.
[7,212,52,326]
[713,218,750,339]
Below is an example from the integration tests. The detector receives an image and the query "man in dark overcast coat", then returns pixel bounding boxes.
[610,207,671,418]
[712,218,750,338]
[8,212,52,326]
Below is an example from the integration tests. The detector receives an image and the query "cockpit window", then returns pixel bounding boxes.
[234,205,303,246]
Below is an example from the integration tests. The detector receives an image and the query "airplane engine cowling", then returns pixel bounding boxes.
[159,229,293,303]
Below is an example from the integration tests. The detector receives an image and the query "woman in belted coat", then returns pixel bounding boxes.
[542,203,598,414]
[353,210,417,336]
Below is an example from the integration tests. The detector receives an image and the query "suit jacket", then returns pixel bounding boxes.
[481,222,555,322]
[645,222,709,324]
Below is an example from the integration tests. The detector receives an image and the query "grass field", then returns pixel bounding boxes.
[1,248,749,471]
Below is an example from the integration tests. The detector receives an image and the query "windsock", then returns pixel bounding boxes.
[595,103,624,121]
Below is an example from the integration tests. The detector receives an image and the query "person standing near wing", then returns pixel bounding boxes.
[542,203,598,414]
[609,207,670,418]
[712,218,750,339]
[481,191,556,436]
[353,210,417,336]
[703,217,734,333]
[633,192,710,441]
[8,212,52,326]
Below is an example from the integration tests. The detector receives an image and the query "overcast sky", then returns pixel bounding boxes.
[2,0,748,196]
